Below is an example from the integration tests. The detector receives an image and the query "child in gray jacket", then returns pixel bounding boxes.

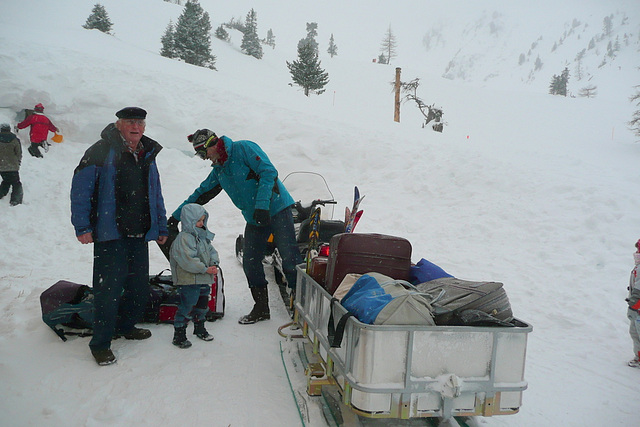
[169,203,219,348]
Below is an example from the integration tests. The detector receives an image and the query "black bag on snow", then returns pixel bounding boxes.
[144,268,225,323]
[416,277,514,325]
[40,280,94,341]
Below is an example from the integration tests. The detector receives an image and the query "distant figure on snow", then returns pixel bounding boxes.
[0,123,23,206]
[626,239,640,368]
[17,103,58,158]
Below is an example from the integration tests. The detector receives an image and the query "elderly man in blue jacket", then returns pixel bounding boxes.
[71,107,168,366]
[168,129,301,325]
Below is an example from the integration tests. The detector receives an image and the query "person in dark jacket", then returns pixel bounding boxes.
[166,129,301,325]
[70,107,168,366]
[17,103,58,158]
[0,123,23,206]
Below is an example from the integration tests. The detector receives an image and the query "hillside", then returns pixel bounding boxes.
[1,1,639,426]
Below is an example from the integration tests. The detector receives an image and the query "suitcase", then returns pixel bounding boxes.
[415,277,513,324]
[145,269,225,323]
[325,233,412,295]
[309,256,328,287]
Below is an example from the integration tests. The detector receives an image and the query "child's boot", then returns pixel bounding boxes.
[194,321,214,341]
[172,325,192,349]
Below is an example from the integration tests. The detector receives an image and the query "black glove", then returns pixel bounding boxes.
[253,209,271,226]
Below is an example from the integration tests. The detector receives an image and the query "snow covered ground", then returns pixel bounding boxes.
[0,0,639,426]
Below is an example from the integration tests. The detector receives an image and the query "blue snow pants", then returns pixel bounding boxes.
[174,284,210,328]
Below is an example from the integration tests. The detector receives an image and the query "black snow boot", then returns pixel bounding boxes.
[10,182,23,206]
[172,326,192,349]
[238,287,270,325]
[194,321,214,341]
[28,143,43,158]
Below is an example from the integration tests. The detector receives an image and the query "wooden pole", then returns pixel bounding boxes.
[394,67,401,122]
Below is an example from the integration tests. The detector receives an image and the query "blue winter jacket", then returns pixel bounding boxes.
[70,123,168,242]
[172,136,294,225]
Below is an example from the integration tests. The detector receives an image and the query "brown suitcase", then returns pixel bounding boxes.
[325,233,412,294]
[309,256,328,287]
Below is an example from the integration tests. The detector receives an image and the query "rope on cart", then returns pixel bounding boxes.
[278,321,305,339]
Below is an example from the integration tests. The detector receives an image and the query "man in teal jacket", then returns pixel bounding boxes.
[168,129,301,324]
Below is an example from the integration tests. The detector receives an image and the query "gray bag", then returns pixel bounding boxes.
[374,279,435,326]
[416,277,513,325]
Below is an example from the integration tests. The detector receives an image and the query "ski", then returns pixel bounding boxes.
[305,207,322,273]
[350,210,363,233]
[344,186,364,233]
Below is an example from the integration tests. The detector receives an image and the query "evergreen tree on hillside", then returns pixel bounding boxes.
[173,0,216,69]
[379,25,397,64]
[215,25,229,42]
[297,22,319,55]
[241,8,263,59]
[286,42,329,96]
[264,29,276,49]
[629,86,640,141]
[548,67,570,96]
[327,33,338,58]
[160,21,176,58]
[83,3,113,34]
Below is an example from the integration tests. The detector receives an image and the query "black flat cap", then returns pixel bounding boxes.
[116,107,147,119]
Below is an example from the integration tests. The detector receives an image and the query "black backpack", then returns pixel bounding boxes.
[40,280,94,341]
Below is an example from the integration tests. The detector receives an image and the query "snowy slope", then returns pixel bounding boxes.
[1,0,639,426]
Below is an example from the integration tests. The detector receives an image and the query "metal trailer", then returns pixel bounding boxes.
[291,265,532,423]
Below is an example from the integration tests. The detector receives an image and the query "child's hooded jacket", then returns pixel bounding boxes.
[170,203,219,286]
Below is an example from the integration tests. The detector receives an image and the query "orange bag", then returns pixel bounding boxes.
[52,132,63,143]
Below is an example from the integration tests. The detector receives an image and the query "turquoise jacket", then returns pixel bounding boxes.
[173,136,294,225]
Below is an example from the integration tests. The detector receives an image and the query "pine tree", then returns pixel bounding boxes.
[286,42,329,96]
[83,3,113,34]
[629,86,640,141]
[297,22,319,55]
[549,67,570,96]
[215,25,229,42]
[173,0,216,69]
[379,25,397,64]
[241,8,263,59]
[264,29,275,49]
[160,21,176,58]
[327,33,338,58]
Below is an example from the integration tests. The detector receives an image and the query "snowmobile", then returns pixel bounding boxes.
[235,171,345,288]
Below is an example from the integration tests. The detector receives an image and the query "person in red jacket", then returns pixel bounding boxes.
[17,103,58,158]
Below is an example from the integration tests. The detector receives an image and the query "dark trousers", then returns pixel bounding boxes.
[243,207,302,290]
[89,238,149,351]
[0,171,23,205]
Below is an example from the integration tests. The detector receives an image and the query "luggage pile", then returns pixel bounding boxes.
[291,232,532,421]
[40,269,225,341]
[310,232,515,327]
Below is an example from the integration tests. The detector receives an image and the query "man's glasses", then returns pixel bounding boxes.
[195,150,207,160]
